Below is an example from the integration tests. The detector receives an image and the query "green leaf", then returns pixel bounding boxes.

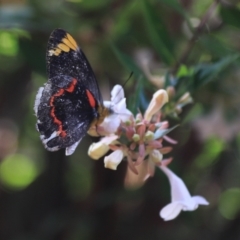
[199,35,234,57]
[177,64,193,78]
[220,5,240,29]
[175,54,240,96]
[167,54,239,117]
[142,0,175,65]
[154,124,179,140]
[192,54,240,89]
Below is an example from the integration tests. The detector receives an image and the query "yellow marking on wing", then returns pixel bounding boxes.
[49,48,61,56]
[57,43,70,52]
[54,48,62,55]
[62,38,76,51]
[66,33,78,50]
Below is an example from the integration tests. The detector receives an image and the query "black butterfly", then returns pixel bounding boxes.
[34,29,109,155]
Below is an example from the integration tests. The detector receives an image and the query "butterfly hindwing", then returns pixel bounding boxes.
[35,75,99,152]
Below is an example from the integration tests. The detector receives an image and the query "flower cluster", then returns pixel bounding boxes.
[88,85,208,220]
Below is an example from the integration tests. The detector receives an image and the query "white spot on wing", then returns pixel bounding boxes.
[34,87,44,115]
[65,138,82,156]
[40,131,60,152]
[48,50,54,56]
[46,146,60,151]
[41,131,58,144]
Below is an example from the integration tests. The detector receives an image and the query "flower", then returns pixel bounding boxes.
[104,149,124,170]
[88,86,177,185]
[144,89,168,121]
[86,83,209,221]
[88,135,118,160]
[88,85,132,136]
[159,166,209,221]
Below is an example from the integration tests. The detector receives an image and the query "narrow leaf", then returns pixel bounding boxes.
[142,0,175,65]
[193,54,240,89]
[154,125,179,140]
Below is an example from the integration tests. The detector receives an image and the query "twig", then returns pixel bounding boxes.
[172,0,221,74]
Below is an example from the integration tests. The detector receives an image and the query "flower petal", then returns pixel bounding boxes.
[111,85,124,104]
[154,125,178,140]
[144,89,168,121]
[88,135,118,160]
[100,85,132,134]
[124,160,152,189]
[99,115,121,134]
[114,98,132,122]
[104,149,124,170]
[149,149,163,164]
[88,142,109,160]
[160,166,192,202]
[100,134,119,145]
[192,196,209,205]
[159,166,209,218]
[160,202,183,221]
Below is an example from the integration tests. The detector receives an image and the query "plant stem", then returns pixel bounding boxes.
[172,0,221,74]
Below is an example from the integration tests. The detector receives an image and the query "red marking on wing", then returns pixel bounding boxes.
[66,78,77,93]
[49,78,78,138]
[86,89,96,108]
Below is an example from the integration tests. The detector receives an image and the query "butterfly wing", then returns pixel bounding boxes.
[46,28,103,103]
[35,75,99,155]
[35,29,102,155]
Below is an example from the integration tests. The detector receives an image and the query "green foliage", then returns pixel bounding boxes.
[192,54,240,90]
[0,0,240,239]
[142,0,174,65]
[167,54,240,99]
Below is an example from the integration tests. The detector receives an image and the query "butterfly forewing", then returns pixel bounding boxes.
[46,28,103,103]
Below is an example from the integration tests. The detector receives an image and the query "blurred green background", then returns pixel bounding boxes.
[1,0,240,239]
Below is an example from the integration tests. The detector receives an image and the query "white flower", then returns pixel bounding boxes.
[88,135,118,160]
[101,85,132,134]
[88,87,175,177]
[149,149,163,164]
[104,149,124,170]
[159,166,209,221]
[144,89,168,121]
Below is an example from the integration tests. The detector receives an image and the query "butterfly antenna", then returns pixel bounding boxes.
[123,71,133,89]
[114,71,133,101]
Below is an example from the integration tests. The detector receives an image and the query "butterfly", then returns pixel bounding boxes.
[34,28,110,156]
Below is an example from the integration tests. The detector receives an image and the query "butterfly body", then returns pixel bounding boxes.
[34,29,109,155]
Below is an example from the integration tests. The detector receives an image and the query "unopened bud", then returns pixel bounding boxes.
[132,134,140,142]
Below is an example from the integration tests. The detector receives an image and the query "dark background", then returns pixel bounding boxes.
[0,0,240,239]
